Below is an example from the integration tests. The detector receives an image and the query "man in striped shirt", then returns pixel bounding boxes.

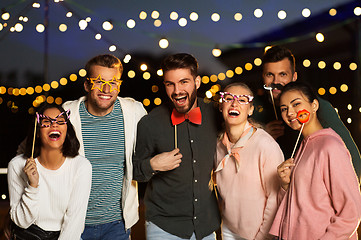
[63,54,147,240]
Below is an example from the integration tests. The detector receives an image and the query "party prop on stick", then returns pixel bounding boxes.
[174,125,177,148]
[31,113,38,159]
[263,84,282,120]
[290,109,310,158]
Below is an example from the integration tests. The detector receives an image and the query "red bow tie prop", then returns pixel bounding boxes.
[171,107,202,126]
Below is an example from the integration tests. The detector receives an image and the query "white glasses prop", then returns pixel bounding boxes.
[219,92,254,104]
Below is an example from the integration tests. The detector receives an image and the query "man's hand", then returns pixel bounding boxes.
[277,158,295,191]
[150,148,182,172]
[265,120,285,140]
[23,158,39,188]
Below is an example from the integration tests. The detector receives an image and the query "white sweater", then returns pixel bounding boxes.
[8,154,92,240]
[62,96,147,229]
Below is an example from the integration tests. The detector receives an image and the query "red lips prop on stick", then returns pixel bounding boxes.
[290,109,310,158]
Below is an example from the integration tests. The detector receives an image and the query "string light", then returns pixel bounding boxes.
[157,69,163,76]
[278,10,287,20]
[212,46,221,57]
[303,59,311,67]
[154,19,162,27]
[254,9,263,18]
[159,38,169,49]
[128,70,135,78]
[123,54,131,63]
[32,3,41,8]
[102,20,113,31]
[78,19,87,30]
[1,11,10,21]
[318,61,326,69]
[109,45,116,52]
[14,23,23,32]
[154,98,162,105]
[139,11,147,20]
[170,12,178,20]
[127,19,136,28]
[140,64,148,71]
[36,24,45,33]
[189,12,198,21]
[234,13,243,21]
[329,8,337,16]
[143,72,151,80]
[151,11,159,19]
[178,18,187,27]
[211,13,220,22]
[316,32,325,42]
[318,88,326,95]
[302,8,311,17]
[333,62,341,70]
[59,24,67,32]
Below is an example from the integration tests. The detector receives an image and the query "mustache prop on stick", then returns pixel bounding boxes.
[263,83,284,120]
[290,109,310,158]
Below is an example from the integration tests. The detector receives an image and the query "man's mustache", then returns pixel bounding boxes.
[263,83,284,91]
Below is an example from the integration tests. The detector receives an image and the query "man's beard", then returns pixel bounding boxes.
[173,88,198,114]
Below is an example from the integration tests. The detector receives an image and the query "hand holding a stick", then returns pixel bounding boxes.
[277,158,295,191]
[150,148,182,172]
[24,158,39,188]
[24,113,39,188]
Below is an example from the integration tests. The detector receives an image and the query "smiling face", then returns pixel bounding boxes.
[220,85,254,128]
[163,68,201,114]
[263,58,297,100]
[39,108,68,151]
[84,65,121,116]
[280,90,318,131]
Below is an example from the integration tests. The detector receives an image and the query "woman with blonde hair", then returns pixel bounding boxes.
[215,82,284,239]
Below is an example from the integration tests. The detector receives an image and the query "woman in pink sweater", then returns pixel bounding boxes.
[270,82,361,239]
[215,82,284,240]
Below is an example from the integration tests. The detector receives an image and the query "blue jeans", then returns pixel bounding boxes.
[81,220,130,240]
[146,221,215,240]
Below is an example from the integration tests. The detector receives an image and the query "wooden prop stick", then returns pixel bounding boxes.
[174,125,177,148]
[31,113,38,159]
[269,90,278,120]
[263,85,278,120]
[290,123,304,159]
[290,109,310,159]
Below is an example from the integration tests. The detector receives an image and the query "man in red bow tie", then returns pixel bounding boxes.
[133,53,221,240]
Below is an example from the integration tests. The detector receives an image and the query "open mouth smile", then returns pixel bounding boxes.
[228,109,240,117]
[48,130,61,141]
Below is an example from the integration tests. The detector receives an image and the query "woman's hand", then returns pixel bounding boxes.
[23,158,39,188]
[277,158,295,191]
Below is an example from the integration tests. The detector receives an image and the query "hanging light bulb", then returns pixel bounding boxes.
[159,37,169,49]
[1,9,10,21]
[102,20,113,31]
[212,45,222,57]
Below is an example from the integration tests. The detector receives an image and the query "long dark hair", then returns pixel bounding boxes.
[24,103,80,158]
[279,81,318,104]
